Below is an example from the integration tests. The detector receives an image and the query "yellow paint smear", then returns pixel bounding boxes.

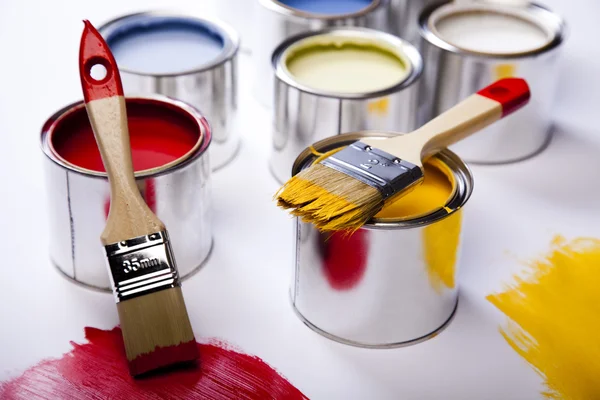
[494,63,517,80]
[301,147,462,292]
[487,236,600,399]
[367,97,390,116]
[423,209,462,292]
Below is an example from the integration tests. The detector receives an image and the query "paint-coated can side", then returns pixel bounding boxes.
[41,96,214,291]
[416,1,567,164]
[290,132,472,347]
[253,0,391,109]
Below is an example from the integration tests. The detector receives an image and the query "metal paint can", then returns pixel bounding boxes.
[417,1,566,164]
[253,0,391,108]
[388,0,440,45]
[270,27,422,183]
[41,95,213,291]
[97,11,240,170]
[290,132,473,347]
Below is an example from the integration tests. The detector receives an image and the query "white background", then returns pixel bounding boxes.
[0,0,598,399]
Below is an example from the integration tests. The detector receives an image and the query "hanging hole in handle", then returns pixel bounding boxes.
[85,57,111,84]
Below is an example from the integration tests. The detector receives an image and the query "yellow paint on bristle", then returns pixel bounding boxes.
[276,145,382,232]
[487,236,600,399]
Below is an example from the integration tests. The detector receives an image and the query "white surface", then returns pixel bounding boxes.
[0,0,598,399]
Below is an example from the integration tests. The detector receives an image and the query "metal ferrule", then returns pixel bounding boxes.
[105,231,180,302]
[320,141,423,200]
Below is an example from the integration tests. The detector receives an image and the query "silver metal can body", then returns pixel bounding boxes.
[290,132,473,347]
[97,12,240,171]
[269,27,423,183]
[253,0,391,108]
[417,1,567,164]
[41,96,213,291]
[388,0,441,45]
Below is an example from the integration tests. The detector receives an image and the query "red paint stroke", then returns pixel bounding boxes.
[0,327,308,400]
[79,20,124,102]
[50,100,200,173]
[477,77,530,117]
[318,230,369,290]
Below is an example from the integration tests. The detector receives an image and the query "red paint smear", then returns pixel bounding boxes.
[130,340,199,377]
[477,78,530,117]
[0,327,308,400]
[318,230,369,290]
[79,20,124,102]
[50,101,200,172]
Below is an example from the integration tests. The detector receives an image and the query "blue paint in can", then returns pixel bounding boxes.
[104,16,225,75]
[278,0,373,15]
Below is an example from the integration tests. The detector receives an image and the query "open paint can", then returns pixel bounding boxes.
[254,0,390,108]
[418,1,566,164]
[41,95,213,290]
[97,12,240,170]
[270,27,422,183]
[290,132,472,347]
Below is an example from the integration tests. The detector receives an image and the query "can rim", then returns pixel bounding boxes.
[419,1,567,59]
[259,0,382,21]
[41,94,212,180]
[291,131,474,230]
[272,27,423,100]
[96,10,240,78]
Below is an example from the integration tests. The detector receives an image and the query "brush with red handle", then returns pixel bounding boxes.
[276,78,531,232]
[79,20,198,376]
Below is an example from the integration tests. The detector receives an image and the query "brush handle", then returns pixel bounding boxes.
[418,78,530,158]
[79,21,164,245]
[365,78,530,165]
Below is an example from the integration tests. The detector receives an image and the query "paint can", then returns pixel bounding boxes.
[270,27,422,183]
[388,0,440,45]
[41,95,213,291]
[417,1,566,164]
[290,132,473,347]
[97,11,240,170]
[253,0,391,108]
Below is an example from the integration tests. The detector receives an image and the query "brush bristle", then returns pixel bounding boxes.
[275,163,384,232]
[117,287,198,376]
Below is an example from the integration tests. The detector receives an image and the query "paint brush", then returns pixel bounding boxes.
[78,20,198,376]
[275,78,530,232]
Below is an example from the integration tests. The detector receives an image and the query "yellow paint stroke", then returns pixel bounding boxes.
[423,210,462,292]
[487,236,600,399]
[367,98,389,116]
[495,63,516,80]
